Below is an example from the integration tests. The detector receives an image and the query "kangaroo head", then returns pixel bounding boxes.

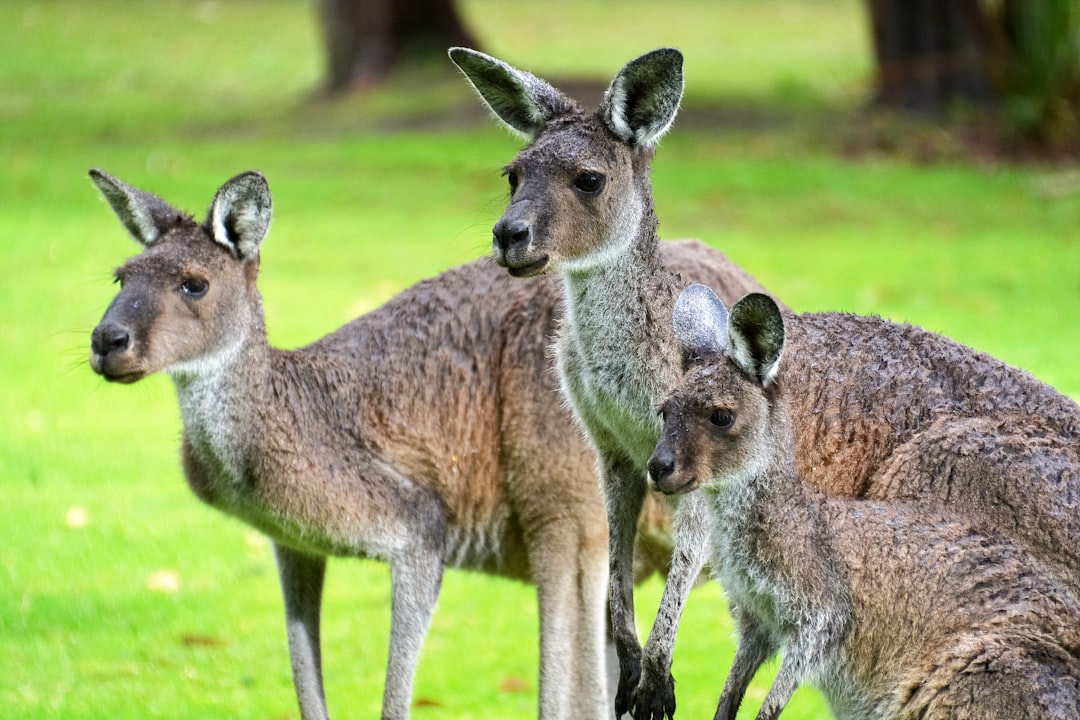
[450,47,683,277]
[89,169,272,383]
[648,286,786,495]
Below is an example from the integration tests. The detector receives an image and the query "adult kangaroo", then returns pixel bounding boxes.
[649,286,1080,720]
[450,46,1080,720]
[87,169,767,720]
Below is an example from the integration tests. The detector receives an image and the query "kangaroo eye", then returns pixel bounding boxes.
[573,171,605,195]
[181,278,209,298]
[505,170,519,193]
[710,409,735,429]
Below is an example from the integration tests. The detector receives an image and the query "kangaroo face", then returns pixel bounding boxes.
[492,117,648,277]
[451,46,682,279]
[649,360,774,495]
[89,168,269,384]
[90,228,253,383]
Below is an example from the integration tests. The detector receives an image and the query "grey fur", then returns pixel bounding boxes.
[672,283,729,360]
[461,48,768,720]
[651,295,1080,719]
[727,292,784,387]
[463,48,1080,720]
[205,170,272,259]
[449,47,578,139]
[601,48,683,149]
[86,170,763,720]
[90,168,183,246]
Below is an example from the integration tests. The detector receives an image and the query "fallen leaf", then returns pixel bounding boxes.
[498,676,530,694]
[146,570,181,593]
[65,506,88,529]
[179,634,227,648]
[245,531,267,552]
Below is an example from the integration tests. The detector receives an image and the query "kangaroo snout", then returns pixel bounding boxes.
[493,217,530,252]
[91,322,130,357]
[647,452,674,485]
[648,450,693,495]
[491,203,550,277]
[90,321,141,382]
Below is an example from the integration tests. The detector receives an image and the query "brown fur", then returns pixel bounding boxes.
[454,46,1080,720]
[781,313,1080,586]
[87,168,767,720]
[651,290,1080,719]
[452,47,778,719]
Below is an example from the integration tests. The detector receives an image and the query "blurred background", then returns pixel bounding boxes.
[2,1,1077,718]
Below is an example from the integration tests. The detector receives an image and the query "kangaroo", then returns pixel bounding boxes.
[87,169,768,720]
[451,46,1080,720]
[649,285,1080,720]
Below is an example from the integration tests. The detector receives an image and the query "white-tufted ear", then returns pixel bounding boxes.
[727,293,785,388]
[205,171,272,260]
[602,47,683,150]
[89,168,185,247]
[449,47,578,140]
[673,283,730,362]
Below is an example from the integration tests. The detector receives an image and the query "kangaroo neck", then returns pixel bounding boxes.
[556,214,682,464]
[560,215,674,346]
[708,411,815,561]
[169,312,272,471]
[711,468,820,626]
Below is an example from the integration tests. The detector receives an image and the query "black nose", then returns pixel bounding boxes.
[648,454,675,484]
[91,323,130,356]
[493,219,531,252]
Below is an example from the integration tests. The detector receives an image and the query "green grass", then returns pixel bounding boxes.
[2,1,1078,719]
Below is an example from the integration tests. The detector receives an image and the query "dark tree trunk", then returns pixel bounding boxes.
[318,0,479,93]
[866,0,996,115]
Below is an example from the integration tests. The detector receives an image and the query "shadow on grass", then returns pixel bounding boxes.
[179,59,1078,168]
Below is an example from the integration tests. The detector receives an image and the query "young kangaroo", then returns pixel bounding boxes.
[87,169,768,720]
[451,47,1080,720]
[649,285,1080,720]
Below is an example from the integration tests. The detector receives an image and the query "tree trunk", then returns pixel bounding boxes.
[318,0,479,93]
[866,0,996,115]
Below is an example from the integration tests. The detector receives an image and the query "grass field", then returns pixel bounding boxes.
[2,1,1078,719]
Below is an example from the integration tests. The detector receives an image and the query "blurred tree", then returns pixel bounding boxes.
[867,0,1079,148]
[867,0,994,114]
[317,0,478,93]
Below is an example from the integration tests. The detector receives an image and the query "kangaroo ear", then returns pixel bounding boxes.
[728,293,785,387]
[89,168,185,247]
[602,47,683,150]
[673,284,729,363]
[449,47,578,139]
[205,171,272,260]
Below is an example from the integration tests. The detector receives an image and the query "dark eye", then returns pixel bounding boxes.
[573,171,605,195]
[506,170,519,194]
[710,409,735,430]
[181,278,209,298]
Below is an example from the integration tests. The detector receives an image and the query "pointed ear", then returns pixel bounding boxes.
[673,284,729,363]
[89,168,185,247]
[602,47,683,150]
[728,293,785,387]
[205,171,272,260]
[449,47,578,139]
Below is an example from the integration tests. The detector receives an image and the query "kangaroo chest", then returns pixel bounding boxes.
[177,377,249,489]
[174,374,291,538]
[557,271,678,463]
[556,330,672,465]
